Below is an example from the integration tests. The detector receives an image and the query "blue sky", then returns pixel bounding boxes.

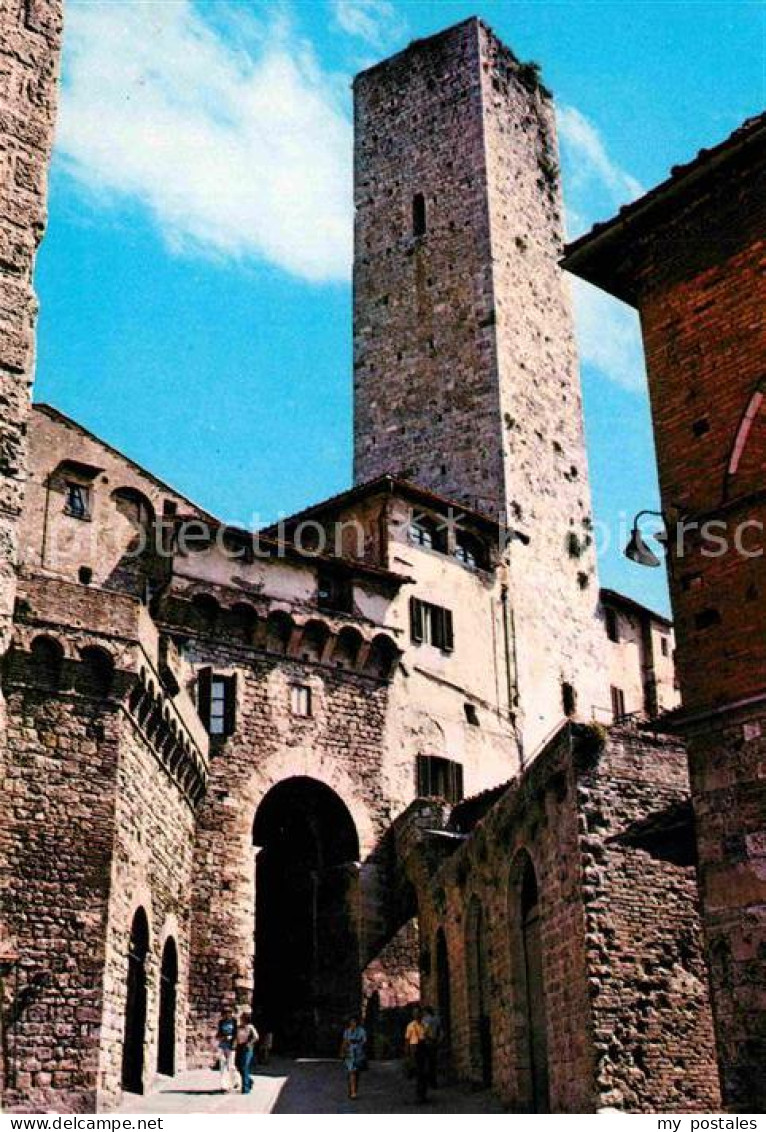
[34,1,766,615]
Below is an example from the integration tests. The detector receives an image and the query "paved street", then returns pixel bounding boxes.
[116,1059,506,1114]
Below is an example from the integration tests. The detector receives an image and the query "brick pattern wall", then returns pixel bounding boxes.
[409,724,719,1112]
[0,0,62,651]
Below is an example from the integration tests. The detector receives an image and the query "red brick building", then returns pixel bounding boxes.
[564,112,766,1111]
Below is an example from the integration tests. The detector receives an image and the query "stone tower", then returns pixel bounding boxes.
[353,18,605,750]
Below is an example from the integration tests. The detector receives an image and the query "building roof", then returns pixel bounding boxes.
[33,403,219,522]
[261,473,501,537]
[600,587,672,629]
[561,111,766,303]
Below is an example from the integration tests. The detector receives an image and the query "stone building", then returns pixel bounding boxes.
[0,10,724,1116]
[564,110,766,1112]
[600,588,679,723]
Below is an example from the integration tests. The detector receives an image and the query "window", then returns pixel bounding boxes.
[65,481,90,519]
[410,597,454,651]
[695,608,721,631]
[660,636,669,657]
[416,755,464,804]
[197,667,237,737]
[291,684,312,718]
[409,515,447,553]
[605,607,619,643]
[317,569,353,614]
[412,192,427,238]
[562,681,577,717]
[78,566,93,585]
[454,533,485,570]
[464,702,480,726]
[610,685,626,721]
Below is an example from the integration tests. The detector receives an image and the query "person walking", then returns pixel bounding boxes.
[216,1007,238,1093]
[340,1014,367,1100]
[422,1004,440,1089]
[235,1011,259,1095]
[404,1005,429,1104]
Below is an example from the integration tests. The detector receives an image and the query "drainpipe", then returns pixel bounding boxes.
[500,583,524,766]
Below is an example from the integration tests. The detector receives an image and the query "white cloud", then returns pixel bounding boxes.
[331,0,406,50]
[56,1,353,282]
[556,105,647,391]
[570,278,647,393]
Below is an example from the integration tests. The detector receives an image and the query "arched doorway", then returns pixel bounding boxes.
[466,896,492,1087]
[253,777,361,1056]
[121,908,149,1094]
[511,852,550,1112]
[434,927,452,1077]
[157,937,178,1077]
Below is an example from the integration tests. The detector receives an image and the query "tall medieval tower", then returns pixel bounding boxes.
[353,18,606,750]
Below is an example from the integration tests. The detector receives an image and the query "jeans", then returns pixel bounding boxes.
[237,1045,255,1094]
[219,1045,236,1091]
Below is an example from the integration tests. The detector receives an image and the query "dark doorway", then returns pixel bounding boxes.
[253,777,361,1056]
[466,897,492,1087]
[514,854,550,1113]
[121,907,149,1094]
[435,927,452,1077]
[157,937,178,1077]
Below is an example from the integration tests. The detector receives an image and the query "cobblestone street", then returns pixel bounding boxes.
[116,1060,505,1114]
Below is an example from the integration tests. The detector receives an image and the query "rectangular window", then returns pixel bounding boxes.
[660,636,669,657]
[416,755,464,804]
[291,684,312,718]
[197,667,237,737]
[65,481,90,520]
[605,607,619,643]
[317,569,354,614]
[610,685,626,722]
[412,192,427,238]
[409,597,454,651]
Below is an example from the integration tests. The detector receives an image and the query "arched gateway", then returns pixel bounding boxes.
[252,777,361,1055]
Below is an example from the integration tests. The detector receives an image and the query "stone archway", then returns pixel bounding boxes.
[122,907,150,1095]
[509,851,550,1112]
[157,937,178,1077]
[252,776,361,1056]
[466,895,492,1087]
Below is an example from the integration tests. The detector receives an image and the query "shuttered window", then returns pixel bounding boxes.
[197,667,237,737]
[416,755,464,804]
[409,597,454,652]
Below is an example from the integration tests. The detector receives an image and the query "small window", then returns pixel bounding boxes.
[464,703,480,726]
[317,569,353,614]
[605,607,619,643]
[65,481,90,520]
[454,533,484,570]
[412,192,427,238]
[410,597,454,651]
[197,667,236,737]
[409,515,447,553]
[660,636,669,657]
[291,684,312,718]
[692,417,710,438]
[78,566,93,585]
[416,755,464,804]
[562,681,577,717]
[610,685,626,721]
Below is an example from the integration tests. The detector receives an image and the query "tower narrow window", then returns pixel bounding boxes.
[412,192,427,238]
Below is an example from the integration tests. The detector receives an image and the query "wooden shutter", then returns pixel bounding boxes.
[410,597,424,643]
[442,608,454,652]
[223,673,237,736]
[454,761,464,803]
[197,666,212,730]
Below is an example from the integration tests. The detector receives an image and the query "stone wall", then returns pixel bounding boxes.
[0,0,63,652]
[406,723,720,1112]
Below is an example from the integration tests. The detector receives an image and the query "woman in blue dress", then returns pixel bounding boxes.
[340,1014,367,1099]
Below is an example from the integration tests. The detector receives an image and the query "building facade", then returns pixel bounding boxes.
[0,12,725,1116]
[564,112,766,1111]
